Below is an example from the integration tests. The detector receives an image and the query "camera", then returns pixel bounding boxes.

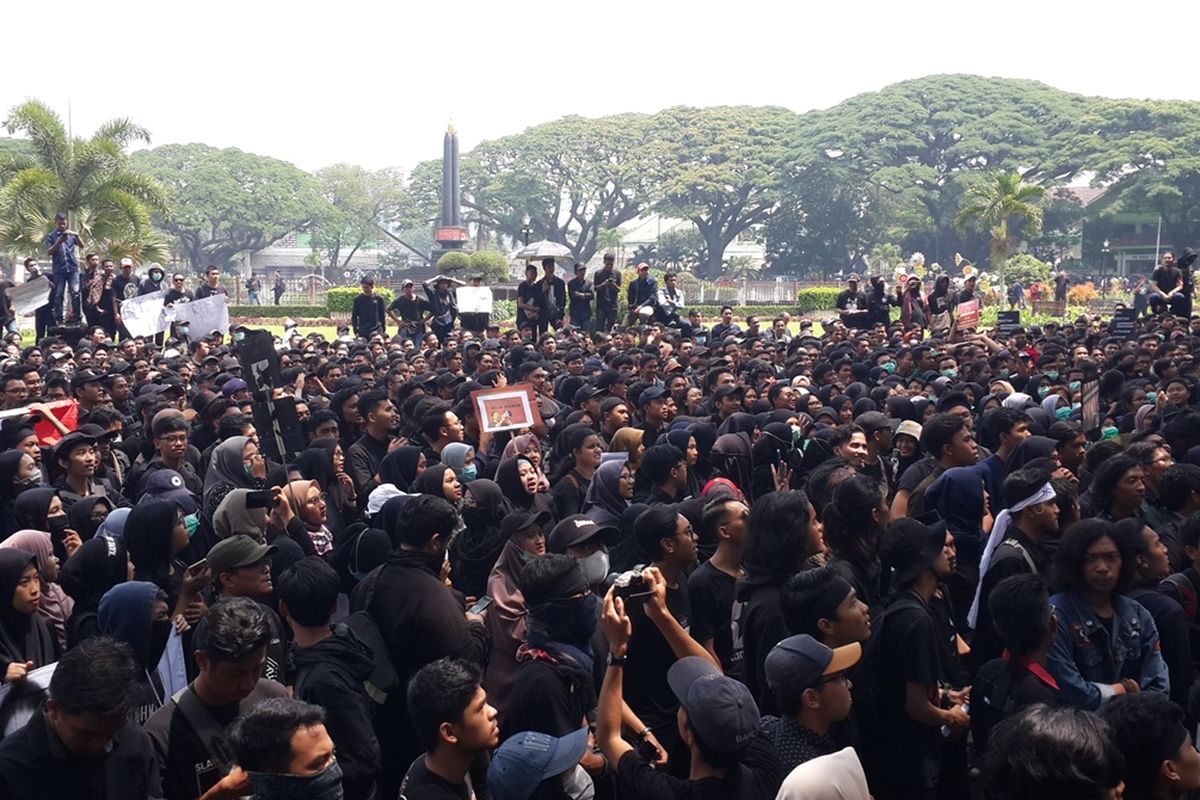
[612,566,653,601]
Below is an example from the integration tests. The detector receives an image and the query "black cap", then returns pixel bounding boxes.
[882,517,948,586]
[548,515,619,553]
[52,431,97,464]
[594,370,629,391]
[500,509,552,536]
[69,369,104,390]
[573,384,605,406]
[854,410,897,435]
[638,386,667,406]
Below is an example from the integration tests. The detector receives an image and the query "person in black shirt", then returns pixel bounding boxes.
[688,497,748,672]
[835,275,869,330]
[401,657,499,800]
[111,257,139,340]
[567,262,593,329]
[194,266,229,301]
[272,269,286,305]
[0,636,162,800]
[539,258,567,329]
[388,279,430,342]
[593,253,621,332]
[626,262,658,325]
[597,575,785,800]
[971,574,1062,756]
[1150,250,1184,315]
[423,276,458,342]
[515,264,547,337]
[350,275,386,338]
[954,274,978,306]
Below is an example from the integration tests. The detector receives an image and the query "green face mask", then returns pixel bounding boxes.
[1146,392,1158,404]
[1037,386,1051,398]
[184,513,200,539]
[1069,380,1081,392]
[234,331,246,342]
[1045,370,1060,381]
[942,368,958,379]
[882,361,897,374]
[1055,406,1072,421]
[1101,426,1120,441]
[999,368,1010,378]
[244,462,255,479]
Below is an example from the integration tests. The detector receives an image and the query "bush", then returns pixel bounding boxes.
[492,300,516,321]
[470,250,511,282]
[437,252,472,272]
[325,286,395,313]
[229,305,324,318]
[1006,253,1054,284]
[1067,282,1100,305]
[795,288,842,312]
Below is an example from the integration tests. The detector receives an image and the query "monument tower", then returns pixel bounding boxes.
[431,122,469,268]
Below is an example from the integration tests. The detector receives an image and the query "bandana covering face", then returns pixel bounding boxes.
[248,760,343,800]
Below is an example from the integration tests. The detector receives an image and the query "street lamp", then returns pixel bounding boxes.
[1101,239,1110,299]
[521,215,533,247]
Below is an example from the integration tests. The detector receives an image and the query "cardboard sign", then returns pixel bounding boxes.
[457,286,493,314]
[1109,309,1137,341]
[9,276,51,317]
[471,383,541,433]
[169,294,230,334]
[120,289,169,336]
[956,299,980,331]
[996,310,1021,338]
[237,329,306,461]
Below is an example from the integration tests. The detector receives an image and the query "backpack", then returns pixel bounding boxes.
[343,568,401,714]
[1161,572,1199,622]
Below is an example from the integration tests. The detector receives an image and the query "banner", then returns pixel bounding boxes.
[471,383,541,433]
[1110,309,1137,340]
[457,286,493,314]
[119,290,169,337]
[956,299,980,330]
[169,295,230,334]
[9,276,50,317]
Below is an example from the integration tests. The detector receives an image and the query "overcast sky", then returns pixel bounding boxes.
[6,0,1196,174]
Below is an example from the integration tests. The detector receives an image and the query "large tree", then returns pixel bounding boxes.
[309,164,416,274]
[647,105,797,278]
[0,100,170,263]
[131,143,327,271]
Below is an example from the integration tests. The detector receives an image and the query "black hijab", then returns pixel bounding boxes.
[124,500,182,601]
[295,438,338,491]
[332,523,391,594]
[450,479,510,599]
[11,488,56,534]
[67,496,113,542]
[0,549,58,671]
[378,446,424,492]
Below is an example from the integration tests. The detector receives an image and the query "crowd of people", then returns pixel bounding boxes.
[4,239,1200,800]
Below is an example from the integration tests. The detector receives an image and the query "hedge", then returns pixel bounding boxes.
[325,287,395,313]
[229,305,326,318]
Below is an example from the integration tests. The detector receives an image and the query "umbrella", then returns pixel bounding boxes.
[514,240,574,261]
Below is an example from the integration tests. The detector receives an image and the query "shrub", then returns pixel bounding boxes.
[1067,282,1100,305]
[795,288,842,312]
[470,250,511,282]
[326,286,395,313]
[229,305,324,318]
[1006,253,1054,284]
[437,252,472,273]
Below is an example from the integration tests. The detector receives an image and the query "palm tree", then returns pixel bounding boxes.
[726,256,762,281]
[954,172,1045,308]
[0,100,170,264]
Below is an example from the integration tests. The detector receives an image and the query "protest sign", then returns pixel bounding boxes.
[956,299,980,330]
[996,310,1020,338]
[1110,309,1137,340]
[1081,379,1101,435]
[119,290,169,336]
[9,276,50,317]
[457,286,493,314]
[472,383,541,433]
[170,295,230,334]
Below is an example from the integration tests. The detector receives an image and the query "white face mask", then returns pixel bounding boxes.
[577,550,610,585]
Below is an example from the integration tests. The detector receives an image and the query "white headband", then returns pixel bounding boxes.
[1010,482,1056,514]
[968,481,1057,629]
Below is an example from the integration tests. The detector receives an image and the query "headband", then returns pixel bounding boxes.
[968,482,1056,629]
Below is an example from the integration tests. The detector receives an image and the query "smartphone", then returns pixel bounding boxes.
[245,489,275,509]
[468,596,494,615]
[187,558,208,574]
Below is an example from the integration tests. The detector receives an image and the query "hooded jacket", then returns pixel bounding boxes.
[99,580,171,725]
[290,624,380,800]
[60,534,129,647]
[732,563,792,714]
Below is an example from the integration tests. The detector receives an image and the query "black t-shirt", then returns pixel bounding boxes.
[594,268,621,307]
[687,561,739,676]
[517,280,546,321]
[390,295,429,324]
[399,755,474,800]
[113,274,139,302]
[625,582,690,733]
[503,659,593,740]
[875,594,943,786]
[1154,265,1183,293]
[615,734,783,800]
[897,457,938,494]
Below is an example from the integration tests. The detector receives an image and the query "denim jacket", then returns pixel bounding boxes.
[1046,590,1169,710]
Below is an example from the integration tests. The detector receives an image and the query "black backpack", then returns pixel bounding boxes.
[343,568,401,715]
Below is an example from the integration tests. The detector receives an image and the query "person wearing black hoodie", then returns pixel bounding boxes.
[59,533,131,648]
[350,494,489,800]
[98,580,175,725]
[277,556,380,800]
[731,490,823,715]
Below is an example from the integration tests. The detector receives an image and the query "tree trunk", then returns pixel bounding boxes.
[701,229,726,280]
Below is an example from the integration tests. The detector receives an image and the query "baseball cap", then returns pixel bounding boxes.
[69,369,104,390]
[854,410,897,436]
[487,729,589,800]
[574,263,586,272]
[120,257,134,267]
[638,386,667,407]
[221,378,249,397]
[499,508,552,537]
[895,420,922,441]
[52,431,97,464]
[139,469,199,514]
[208,535,277,575]
[573,384,605,406]
[548,515,619,553]
[712,384,744,403]
[594,370,630,391]
[402,279,414,287]
[847,273,861,282]
[765,635,862,700]
[667,657,760,755]
[436,372,465,392]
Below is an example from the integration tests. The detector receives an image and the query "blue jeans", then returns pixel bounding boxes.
[50,271,80,324]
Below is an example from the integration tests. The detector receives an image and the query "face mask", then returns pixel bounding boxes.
[539,594,600,645]
[1037,386,1051,398]
[791,425,804,445]
[149,619,172,669]
[178,325,189,336]
[184,513,200,539]
[1101,426,1120,441]
[248,760,344,800]
[1055,406,1072,420]
[47,514,69,541]
[1045,370,1060,381]
[15,471,41,489]
[941,368,957,379]
[882,361,897,374]
[1069,380,1081,392]
[577,551,610,585]
[460,464,478,483]
[1146,392,1158,404]
[999,368,1010,378]
[234,331,246,343]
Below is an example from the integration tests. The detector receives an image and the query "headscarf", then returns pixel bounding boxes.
[582,460,628,528]
[441,442,474,476]
[0,450,29,506]
[0,530,72,650]
[376,494,414,549]
[886,396,919,423]
[378,446,424,492]
[11,488,57,534]
[332,523,391,594]
[451,480,511,598]
[1135,404,1157,432]
[284,479,333,555]
[60,534,129,618]
[295,438,338,491]
[67,495,113,542]
[775,747,870,800]
[501,435,550,492]
[0,548,58,672]
[712,432,754,500]
[1005,435,1059,477]
[213,489,269,541]
[925,467,988,540]
[690,422,718,485]
[125,501,183,597]
[496,457,540,511]
[203,435,254,495]
[485,534,537,709]
[330,386,361,451]
[96,508,131,541]
[717,412,759,438]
